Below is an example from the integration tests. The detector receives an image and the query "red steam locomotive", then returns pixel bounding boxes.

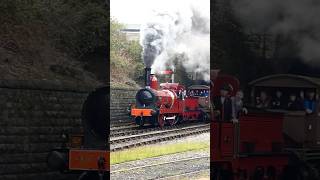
[212,72,320,179]
[130,68,209,127]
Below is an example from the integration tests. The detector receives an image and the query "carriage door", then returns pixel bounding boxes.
[306,115,319,146]
[220,123,234,158]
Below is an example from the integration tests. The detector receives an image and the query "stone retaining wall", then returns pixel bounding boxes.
[0,80,94,180]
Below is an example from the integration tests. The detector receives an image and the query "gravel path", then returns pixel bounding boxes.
[110,133,210,180]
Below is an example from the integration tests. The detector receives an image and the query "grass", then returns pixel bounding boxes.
[110,141,209,165]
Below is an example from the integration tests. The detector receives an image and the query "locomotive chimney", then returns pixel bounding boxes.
[144,67,151,87]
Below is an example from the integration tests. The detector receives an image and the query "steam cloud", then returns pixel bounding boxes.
[140,0,210,81]
[232,0,320,63]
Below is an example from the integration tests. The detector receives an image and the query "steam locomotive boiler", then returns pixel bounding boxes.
[131,68,207,127]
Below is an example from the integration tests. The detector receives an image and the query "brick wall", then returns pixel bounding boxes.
[0,80,93,180]
[110,88,137,126]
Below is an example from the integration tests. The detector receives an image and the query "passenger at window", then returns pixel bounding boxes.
[304,91,316,115]
[213,84,233,121]
[232,90,248,120]
[287,94,302,111]
[256,91,270,109]
[271,90,286,109]
[315,93,320,116]
[298,90,305,107]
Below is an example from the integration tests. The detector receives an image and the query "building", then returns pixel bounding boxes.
[120,24,140,41]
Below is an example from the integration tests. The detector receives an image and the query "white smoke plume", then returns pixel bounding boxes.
[140,0,210,81]
[232,0,320,64]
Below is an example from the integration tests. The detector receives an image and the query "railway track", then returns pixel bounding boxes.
[110,122,206,137]
[110,121,134,128]
[110,123,210,151]
[157,169,210,180]
[110,125,138,136]
[110,156,210,179]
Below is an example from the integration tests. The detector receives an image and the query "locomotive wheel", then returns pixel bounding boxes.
[199,111,209,122]
[176,115,183,124]
[150,116,156,127]
[282,163,319,180]
[158,115,165,128]
[139,117,144,127]
[78,171,109,180]
[212,166,233,180]
[135,117,144,127]
[301,164,319,180]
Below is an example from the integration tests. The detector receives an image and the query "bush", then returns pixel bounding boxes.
[110,19,144,87]
[0,0,108,59]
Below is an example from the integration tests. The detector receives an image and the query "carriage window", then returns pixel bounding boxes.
[254,88,307,111]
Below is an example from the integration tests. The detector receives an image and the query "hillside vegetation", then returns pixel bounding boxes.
[0,0,108,85]
[110,19,144,88]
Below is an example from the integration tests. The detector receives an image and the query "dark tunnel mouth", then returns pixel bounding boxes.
[82,86,109,143]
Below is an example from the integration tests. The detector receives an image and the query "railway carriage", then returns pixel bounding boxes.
[211,73,320,179]
[187,85,210,112]
[249,74,320,148]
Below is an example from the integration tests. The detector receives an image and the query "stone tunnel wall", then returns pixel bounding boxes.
[0,82,137,180]
[110,88,138,126]
[0,80,94,180]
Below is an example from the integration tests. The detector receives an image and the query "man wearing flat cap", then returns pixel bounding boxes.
[213,83,233,121]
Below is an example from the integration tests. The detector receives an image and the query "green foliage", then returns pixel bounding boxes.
[110,19,126,52]
[110,19,142,62]
[126,41,143,63]
[110,19,144,87]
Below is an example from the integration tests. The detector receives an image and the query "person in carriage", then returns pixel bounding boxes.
[212,84,233,122]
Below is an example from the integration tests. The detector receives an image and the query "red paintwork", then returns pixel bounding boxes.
[150,74,159,90]
[239,113,284,153]
[69,150,109,171]
[232,156,288,178]
[160,70,173,74]
[212,74,240,97]
[212,113,288,179]
[184,97,199,110]
[160,83,185,91]
[153,88,178,110]
[183,111,201,121]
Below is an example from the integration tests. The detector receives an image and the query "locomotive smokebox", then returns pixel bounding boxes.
[145,67,151,87]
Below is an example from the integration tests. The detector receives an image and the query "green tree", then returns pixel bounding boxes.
[110,19,144,87]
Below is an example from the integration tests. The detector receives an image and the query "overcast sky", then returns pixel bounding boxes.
[110,0,209,24]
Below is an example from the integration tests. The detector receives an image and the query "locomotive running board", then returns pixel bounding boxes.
[131,108,152,116]
[69,149,110,171]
